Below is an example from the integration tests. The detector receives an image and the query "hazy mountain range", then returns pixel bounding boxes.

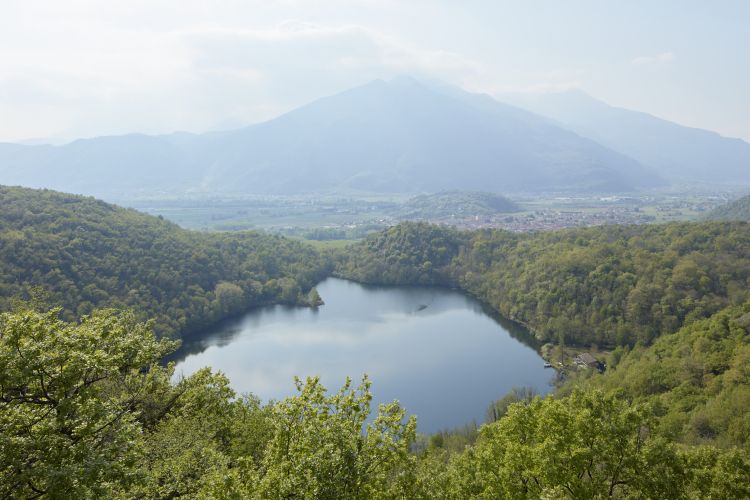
[0,76,747,199]
[502,90,750,184]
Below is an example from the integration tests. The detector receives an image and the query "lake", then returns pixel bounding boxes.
[170,277,552,433]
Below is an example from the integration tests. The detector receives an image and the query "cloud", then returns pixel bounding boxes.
[176,21,483,88]
[631,52,674,65]
[166,21,487,131]
[0,17,484,142]
[489,81,583,94]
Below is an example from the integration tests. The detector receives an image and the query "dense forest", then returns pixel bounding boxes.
[0,186,331,337]
[6,185,749,349]
[2,306,748,498]
[4,187,750,497]
[575,300,750,448]
[336,221,750,347]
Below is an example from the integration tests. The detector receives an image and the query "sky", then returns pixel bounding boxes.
[1,0,748,143]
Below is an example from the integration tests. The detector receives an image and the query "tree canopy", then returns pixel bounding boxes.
[337,221,750,347]
[578,299,750,448]
[2,306,749,498]
[3,188,750,497]
[0,186,331,338]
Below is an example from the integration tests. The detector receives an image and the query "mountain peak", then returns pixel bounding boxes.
[0,78,658,196]
[388,75,425,87]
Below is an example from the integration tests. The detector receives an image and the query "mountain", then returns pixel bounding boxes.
[707,194,750,221]
[193,77,657,194]
[502,90,750,184]
[0,134,205,197]
[0,78,659,198]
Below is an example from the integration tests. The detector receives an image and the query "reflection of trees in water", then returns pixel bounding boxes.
[476,302,541,351]
[356,279,540,351]
[162,304,302,364]
[163,281,541,366]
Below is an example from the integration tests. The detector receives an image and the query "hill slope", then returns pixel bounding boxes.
[396,190,519,219]
[503,90,750,184]
[336,221,750,347]
[583,300,750,447]
[707,194,750,221]
[0,186,330,336]
[0,78,658,198]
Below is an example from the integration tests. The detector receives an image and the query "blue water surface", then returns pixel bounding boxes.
[171,278,552,433]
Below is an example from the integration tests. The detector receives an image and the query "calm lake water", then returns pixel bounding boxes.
[170,277,552,432]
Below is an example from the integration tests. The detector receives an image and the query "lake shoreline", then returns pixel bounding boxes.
[168,277,554,433]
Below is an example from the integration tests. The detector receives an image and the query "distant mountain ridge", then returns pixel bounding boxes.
[0,77,662,198]
[502,90,750,184]
[195,77,656,194]
[5,79,748,200]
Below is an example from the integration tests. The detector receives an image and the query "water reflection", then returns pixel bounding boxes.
[169,278,552,432]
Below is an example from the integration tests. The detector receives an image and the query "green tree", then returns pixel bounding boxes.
[134,368,240,499]
[0,307,176,498]
[337,221,750,348]
[214,281,245,314]
[685,446,750,499]
[453,390,683,498]
[254,376,418,499]
[0,186,331,339]
[486,386,538,423]
[307,287,324,307]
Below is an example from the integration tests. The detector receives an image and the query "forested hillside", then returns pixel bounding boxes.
[3,190,750,497]
[337,222,750,346]
[2,307,748,498]
[0,186,331,337]
[397,190,519,219]
[578,300,750,448]
[707,194,750,221]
